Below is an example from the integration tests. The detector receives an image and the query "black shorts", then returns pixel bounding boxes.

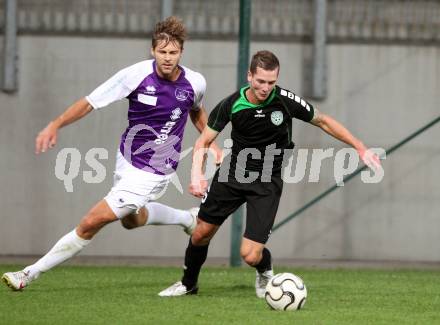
[198,169,283,244]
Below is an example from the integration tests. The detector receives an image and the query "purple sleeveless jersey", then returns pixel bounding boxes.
[86,60,206,175]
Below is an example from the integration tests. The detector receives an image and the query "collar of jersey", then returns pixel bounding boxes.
[231,86,276,115]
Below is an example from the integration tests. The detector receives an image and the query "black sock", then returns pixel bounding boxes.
[181,239,209,289]
[255,248,272,273]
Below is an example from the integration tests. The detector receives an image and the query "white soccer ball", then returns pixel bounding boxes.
[265,272,307,311]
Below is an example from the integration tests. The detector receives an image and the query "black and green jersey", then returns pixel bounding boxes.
[208,85,315,174]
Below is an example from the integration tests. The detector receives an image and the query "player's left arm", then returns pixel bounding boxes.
[190,106,223,165]
[310,108,381,170]
[190,126,219,198]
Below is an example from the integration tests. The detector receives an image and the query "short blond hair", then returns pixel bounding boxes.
[152,16,187,50]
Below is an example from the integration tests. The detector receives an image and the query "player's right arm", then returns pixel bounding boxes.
[35,98,92,154]
[189,96,232,198]
[189,127,219,198]
[35,60,150,154]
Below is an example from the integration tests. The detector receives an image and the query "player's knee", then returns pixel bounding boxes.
[78,215,97,232]
[191,231,211,246]
[78,210,113,235]
[122,214,145,230]
[120,217,137,230]
[241,251,261,266]
[77,216,98,238]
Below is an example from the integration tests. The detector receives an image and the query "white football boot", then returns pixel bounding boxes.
[158,281,198,297]
[2,271,34,291]
[184,207,199,235]
[255,269,274,298]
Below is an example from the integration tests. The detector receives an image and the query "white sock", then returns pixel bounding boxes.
[145,202,191,228]
[23,229,91,279]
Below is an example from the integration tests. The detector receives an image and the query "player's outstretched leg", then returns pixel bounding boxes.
[1,200,117,291]
[1,229,90,291]
[144,203,198,235]
[2,271,33,291]
[184,207,199,235]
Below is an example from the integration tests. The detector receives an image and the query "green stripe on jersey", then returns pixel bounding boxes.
[231,86,276,115]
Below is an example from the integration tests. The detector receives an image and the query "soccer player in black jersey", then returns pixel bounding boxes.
[159,50,381,297]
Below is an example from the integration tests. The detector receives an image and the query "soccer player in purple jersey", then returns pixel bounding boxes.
[2,16,222,291]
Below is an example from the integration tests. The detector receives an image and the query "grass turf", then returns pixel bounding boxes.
[1,265,439,324]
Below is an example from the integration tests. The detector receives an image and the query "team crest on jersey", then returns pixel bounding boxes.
[271,111,283,126]
[175,88,189,101]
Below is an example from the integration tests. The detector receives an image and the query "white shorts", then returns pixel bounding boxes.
[104,151,173,219]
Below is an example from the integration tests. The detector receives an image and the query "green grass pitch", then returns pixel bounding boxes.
[1,265,439,324]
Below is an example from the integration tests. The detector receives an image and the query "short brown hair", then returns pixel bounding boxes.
[152,16,187,50]
[249,50,280,74]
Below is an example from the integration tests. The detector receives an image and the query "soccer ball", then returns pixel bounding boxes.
[264,272,307,311]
